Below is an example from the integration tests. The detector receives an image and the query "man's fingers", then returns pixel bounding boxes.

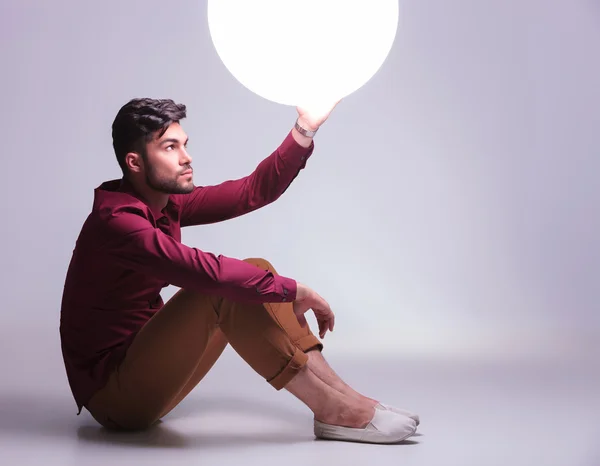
[318,318,326,337]
[316,314,335,339]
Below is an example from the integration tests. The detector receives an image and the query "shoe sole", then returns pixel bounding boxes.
[314,421,416,444]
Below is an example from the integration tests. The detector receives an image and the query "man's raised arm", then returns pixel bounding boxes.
[177,103,340,227]
[177,129,314,227]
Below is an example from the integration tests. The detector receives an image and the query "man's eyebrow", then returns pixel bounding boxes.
[160,137,189,146]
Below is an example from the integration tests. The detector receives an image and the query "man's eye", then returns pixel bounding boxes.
[166,145,174,151]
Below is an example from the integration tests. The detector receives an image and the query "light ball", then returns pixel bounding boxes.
[207,0,400,108]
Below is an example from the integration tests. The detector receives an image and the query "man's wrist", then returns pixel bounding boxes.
[292,119,317,148]
[296,117,319,133]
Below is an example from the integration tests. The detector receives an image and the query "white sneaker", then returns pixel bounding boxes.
[376,403,420,426]
[314,409,417,444]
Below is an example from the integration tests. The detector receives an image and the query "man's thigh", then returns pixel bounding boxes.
[87,288,222,431]
[158,327,229,419]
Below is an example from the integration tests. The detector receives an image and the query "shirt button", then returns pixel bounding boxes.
[282,298,286,302]
[283,287,288,295]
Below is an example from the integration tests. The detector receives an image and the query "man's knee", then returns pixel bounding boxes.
[243,257,277,274]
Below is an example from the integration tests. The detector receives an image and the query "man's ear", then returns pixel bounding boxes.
[125,152,143,174]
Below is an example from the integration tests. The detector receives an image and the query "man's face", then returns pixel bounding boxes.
[140,122,194,194]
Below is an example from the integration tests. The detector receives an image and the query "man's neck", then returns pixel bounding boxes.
[124,176,169,215]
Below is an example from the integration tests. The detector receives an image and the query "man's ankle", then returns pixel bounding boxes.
[316,397,374,428]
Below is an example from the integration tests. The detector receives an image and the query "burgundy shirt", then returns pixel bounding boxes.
[60,131,314,414]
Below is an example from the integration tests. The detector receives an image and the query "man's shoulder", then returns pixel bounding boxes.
[92,179,150,220]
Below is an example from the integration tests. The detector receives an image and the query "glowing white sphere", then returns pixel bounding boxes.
[207,0,399,108]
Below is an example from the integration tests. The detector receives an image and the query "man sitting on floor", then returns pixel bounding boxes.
[59,97,420,444]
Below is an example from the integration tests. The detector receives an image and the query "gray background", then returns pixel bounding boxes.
[1,0,598,360]
[0,1,598,465]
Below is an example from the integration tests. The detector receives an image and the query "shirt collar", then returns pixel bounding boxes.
[122,177,175,220]
[96,177,177,221]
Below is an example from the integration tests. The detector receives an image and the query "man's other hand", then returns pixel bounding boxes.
[292,282,335,339]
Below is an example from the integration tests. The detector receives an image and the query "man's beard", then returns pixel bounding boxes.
[143,153,194,195]
[145,168,194,194]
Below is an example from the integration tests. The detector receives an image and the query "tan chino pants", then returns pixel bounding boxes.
[87,258,322,431]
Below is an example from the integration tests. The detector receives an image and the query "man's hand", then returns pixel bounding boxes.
[292,282,335,339]
[296,99,342,132]
[292,99,341,147]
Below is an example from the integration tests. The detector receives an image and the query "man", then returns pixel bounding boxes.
[59,98,420,444]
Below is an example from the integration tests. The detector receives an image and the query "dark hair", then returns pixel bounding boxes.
[112,98,187,175]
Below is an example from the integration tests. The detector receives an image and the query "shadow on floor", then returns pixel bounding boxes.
[0,392,420,448]
[76,423,316,449]
[76,423,419,449]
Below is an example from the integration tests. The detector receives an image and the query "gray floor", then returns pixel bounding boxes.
[1,331,598,466]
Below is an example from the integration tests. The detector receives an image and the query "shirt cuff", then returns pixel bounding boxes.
[275,274,297,302]
[279,130,314,166]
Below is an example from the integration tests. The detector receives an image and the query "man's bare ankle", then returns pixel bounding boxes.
[315,396,375,429]
[305,350,380,408]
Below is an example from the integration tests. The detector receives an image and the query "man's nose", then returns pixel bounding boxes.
[181,149,192,165]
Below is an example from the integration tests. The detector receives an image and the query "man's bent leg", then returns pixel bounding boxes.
[88,257,323,430]
[243,260,378,408]
[159,258,323,419]
[215,258,322,391]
